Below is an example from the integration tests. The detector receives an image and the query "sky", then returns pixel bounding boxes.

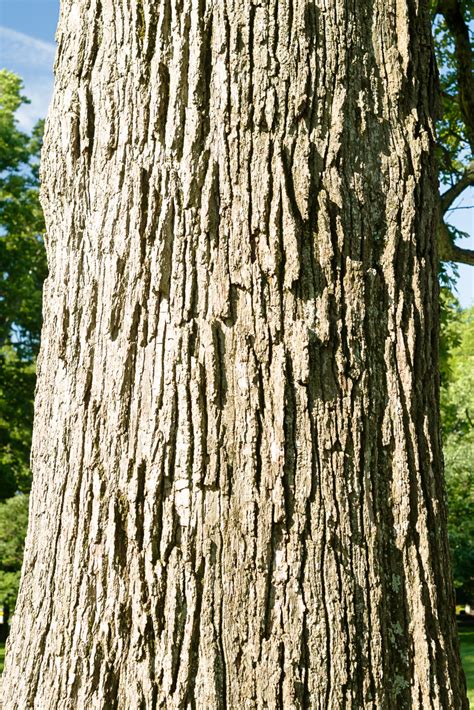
[0,0,57,130]
[0,0,473,307]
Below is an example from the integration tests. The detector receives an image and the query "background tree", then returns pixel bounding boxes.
[0,69,47,499]
[429,0,474,607]
[440,305,474,601]
[0,493,29,614]
[0,70,45,619]
[431,0,474,264]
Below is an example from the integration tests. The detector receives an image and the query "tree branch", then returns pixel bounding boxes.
[437,0,474,154]
[439,220,474,266]
[440,160,474,213]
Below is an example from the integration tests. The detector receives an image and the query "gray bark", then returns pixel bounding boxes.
[2,0,467,707]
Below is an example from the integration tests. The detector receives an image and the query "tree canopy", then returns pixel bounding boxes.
[0,70,47,499]
[0,493,28,613]
[441,305,474,600]
[432,0,474,264]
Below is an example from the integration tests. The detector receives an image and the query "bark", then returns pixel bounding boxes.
[2,0,467,708]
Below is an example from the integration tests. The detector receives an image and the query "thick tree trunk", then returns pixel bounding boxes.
[2,0,467,707]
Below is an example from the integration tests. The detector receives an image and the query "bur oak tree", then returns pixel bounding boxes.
[2,1,470,708]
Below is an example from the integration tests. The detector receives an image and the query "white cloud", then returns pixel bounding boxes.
[0,25,55,130]
[0,26,55,69]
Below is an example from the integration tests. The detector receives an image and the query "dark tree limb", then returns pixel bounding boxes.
[440,160,474,213]
[439,219,474,266]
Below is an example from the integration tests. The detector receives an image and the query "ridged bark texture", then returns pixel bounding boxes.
[2,0,467,707]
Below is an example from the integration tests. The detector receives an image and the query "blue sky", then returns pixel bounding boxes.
[0,0,58,130]
[0,1,58,44]
[0,0,472,307]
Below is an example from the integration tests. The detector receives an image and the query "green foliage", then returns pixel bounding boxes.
[441,306,474,601]
[0,71,46,359]
[434,7,474,600]
[0,70,47,499]
[431,4,473,185]
[0,493,29,611]
[459,629,474,705]
[439,286,462,387]
[0,348,36,497]
[431,0,473,263]
[0,71,31,173]
[433,17,469,183]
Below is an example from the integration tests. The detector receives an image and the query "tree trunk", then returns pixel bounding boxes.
[2,0,467,707]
